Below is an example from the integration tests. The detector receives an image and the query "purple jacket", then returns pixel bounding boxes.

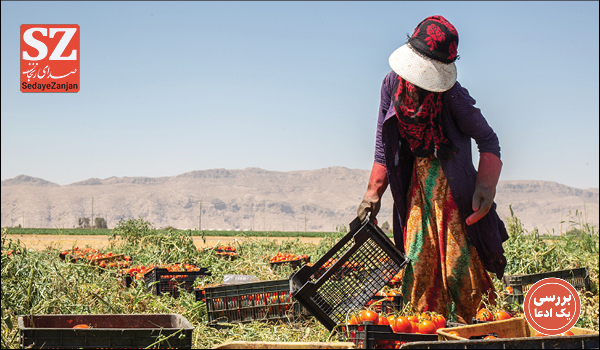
[374,71,508,279]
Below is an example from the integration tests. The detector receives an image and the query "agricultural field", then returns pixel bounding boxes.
[5,227,346,238]
[1,214,598,348]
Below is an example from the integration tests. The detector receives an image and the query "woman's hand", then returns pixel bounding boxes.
[357,163,389,225]
[465,153,502,226]
[358,191,382,225]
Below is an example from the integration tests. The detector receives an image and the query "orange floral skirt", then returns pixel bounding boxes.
[400,156,495,323]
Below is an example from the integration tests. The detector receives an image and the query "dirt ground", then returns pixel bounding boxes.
[5,234,324,251]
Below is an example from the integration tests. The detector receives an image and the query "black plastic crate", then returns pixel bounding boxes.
[18,314,194,349]
[144,267,211,298]
[204,279,304,326]
[290,217,409,330]
[194,284,223,302]
[502,267,590,306]
[342,323,437,349]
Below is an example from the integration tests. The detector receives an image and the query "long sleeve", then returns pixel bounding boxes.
[442,82,501,159]
[374,72,396,165]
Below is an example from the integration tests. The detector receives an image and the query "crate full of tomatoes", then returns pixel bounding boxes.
[204,279,304,326]
[60,247,131,269]
[340,310,447,349]
[203,245,240,260]
[144,265,211,298]
[120,263,211,297]
[269,252,310,270]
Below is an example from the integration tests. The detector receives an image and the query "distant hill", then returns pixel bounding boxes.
[1,169,598,233]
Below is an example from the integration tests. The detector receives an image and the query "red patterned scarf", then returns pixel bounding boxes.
[392,76,458,160]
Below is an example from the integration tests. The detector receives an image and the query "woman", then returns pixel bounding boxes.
[357,15,508,323]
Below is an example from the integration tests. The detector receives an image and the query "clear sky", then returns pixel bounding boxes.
[1,1,599,189]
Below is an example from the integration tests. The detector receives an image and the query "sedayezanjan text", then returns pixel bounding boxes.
[22,81,78,92]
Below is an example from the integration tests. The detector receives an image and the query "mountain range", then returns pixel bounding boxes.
[1,167,598,234]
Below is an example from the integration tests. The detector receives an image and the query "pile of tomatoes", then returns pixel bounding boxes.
[60,247,100,260]
[120,263,201,281]
[347,310,447,335]
[215,251,240,259]
[203,245,241,259]
[97,259,131,269]
[215,245,236,252]
[269,252,310,263]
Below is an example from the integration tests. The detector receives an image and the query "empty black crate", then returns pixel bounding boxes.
[502,267,590,305]
[343,323,437,349]
[18,314,194,349]
[144,267,211,298]
[204,279,303,326]
[290,217,409,330]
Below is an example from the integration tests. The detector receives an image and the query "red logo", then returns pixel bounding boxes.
[523,278,581,335]
[20,24,79,93]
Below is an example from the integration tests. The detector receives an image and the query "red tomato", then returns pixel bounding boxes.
[410,321,419,334]
[494,310,512,320]
[432,315,446,329]
[476,308,493,322]
[407,315,419,323]
[387,315,396,331]
[394,316,412,334]
[378,316,390,325]
[560,330,575,336]
[359,310,379,325]
[418,320,437,334]
[420,312,431,321]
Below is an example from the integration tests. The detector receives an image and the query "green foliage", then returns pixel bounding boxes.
[4,227,339,237]
[78,217,90,229]
[94,217,108,229]
[2,209,599,348]
[110,217,156,245]
[497,206,599,330]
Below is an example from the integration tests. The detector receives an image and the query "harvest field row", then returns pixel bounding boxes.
[4,227,349,238]
[1,214,598,348]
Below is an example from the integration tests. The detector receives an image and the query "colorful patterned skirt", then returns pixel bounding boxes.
[400,156,495,324]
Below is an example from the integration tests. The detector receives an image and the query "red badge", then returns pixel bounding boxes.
[20,24,79,93]
[523,277,581,335]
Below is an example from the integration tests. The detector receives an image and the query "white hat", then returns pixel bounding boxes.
[389,43,456,93]
[389,15,459,92]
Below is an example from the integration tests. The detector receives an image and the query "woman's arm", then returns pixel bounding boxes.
[444,82,503,225]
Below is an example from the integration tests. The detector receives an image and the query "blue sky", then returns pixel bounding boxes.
[1,1,599,189]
